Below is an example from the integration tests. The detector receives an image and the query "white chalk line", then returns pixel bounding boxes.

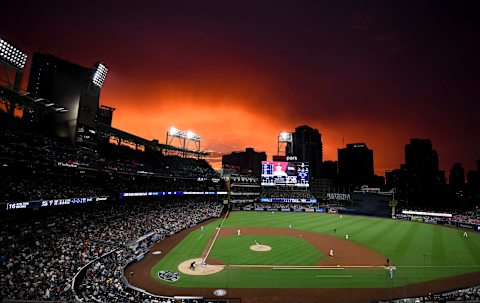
[272,267,345,270]
[316,275,352,278]
[203,210,229,263]
[223,264,480,269]
[229,264,384,269]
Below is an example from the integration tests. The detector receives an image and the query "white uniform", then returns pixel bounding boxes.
[345,234,349,240]
[463,231,468,238]
[329,249,334,258]
[201,226,204,232]
[237,229,241,236]
[289,224,292,229]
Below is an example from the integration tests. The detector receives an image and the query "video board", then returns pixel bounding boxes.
[261,161,309,187]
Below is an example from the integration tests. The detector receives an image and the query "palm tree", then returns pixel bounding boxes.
[389,197,399,219]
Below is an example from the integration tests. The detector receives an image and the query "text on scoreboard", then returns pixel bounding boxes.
[261,161,309,187]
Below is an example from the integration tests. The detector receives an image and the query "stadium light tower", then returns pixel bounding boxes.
[166,127,202,157]
[92,63,108,88]
[277,132,293,156]
[0,37,28,116]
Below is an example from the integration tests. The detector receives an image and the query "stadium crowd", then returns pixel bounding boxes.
[0,126,219,187]
[0,171,223,203]
[0,198,223,301]
[384,285,480,303]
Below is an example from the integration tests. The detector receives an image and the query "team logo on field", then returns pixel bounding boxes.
[213,289,227,296]
[157,270,180,282]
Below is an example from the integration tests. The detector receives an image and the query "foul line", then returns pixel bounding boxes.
[228,264,385,269]
[272,267,345,270]
[227,264,480,270]
[203,209,229,263]
[397,265,480,268]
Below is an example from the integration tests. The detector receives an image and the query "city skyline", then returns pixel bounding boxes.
[1,0,479,175]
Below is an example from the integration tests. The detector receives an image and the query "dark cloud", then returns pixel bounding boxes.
[1,0,479,174]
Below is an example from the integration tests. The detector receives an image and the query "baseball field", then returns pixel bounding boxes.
[126,211,480,302]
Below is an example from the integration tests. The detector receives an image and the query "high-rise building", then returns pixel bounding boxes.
[27,53,106,145]
[386,138,448,208]
[467,159,480,197]
[404,139,445,186]
[292,125,322,178]
[319,160,337,179]
[338,143,374,186]
[222,148,267,177]
[449,162,465,191]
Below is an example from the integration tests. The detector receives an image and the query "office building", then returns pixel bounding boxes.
[222,148,267,177]
[292,125,322,178]
[338,143,374,187]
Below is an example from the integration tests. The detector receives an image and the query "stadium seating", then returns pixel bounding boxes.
[0,198,223,301]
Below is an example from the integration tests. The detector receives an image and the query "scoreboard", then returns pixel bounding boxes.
[261,161,309,187]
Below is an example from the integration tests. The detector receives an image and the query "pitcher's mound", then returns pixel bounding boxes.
[250,245,272,251]
[178,258,224,276]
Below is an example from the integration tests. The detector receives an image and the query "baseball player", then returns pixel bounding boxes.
[463,231,468,238]
[329,249,334,258]
[237,229,241,236]
[345,234,349,240]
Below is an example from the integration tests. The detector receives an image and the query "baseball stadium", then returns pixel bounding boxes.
[2,11,480,303]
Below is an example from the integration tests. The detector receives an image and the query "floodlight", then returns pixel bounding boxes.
[169,126,179,136]
[279,132,292,142]
[0,38,28,70]
[92,63,108,87]
[186,130,195,139]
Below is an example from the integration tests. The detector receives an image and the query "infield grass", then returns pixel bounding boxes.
[209,235,323,265]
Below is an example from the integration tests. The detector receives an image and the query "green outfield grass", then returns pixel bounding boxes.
[151,211,480,289]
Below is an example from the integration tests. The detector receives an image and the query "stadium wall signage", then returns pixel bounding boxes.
[120,191,228,197]
[402,210,453,218]
[6,196,107,210]
[326,193,351,201]
[56,161,78,168]
[259,198,317,203]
